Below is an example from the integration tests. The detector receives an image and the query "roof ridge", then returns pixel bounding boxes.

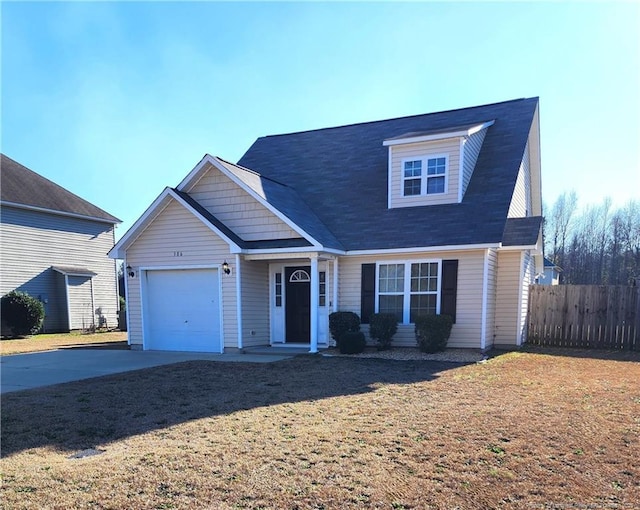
[258,97,536,139]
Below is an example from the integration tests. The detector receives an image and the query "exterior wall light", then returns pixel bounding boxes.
[126,265,135,278]
[222,261,231,275]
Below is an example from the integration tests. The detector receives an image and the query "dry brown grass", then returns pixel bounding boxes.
[1,349,639,509]
[0,331,127,355]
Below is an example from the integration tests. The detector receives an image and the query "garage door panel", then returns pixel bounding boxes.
[144,269,221,352]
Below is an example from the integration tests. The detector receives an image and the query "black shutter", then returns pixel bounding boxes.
[361,263,376,324]
[441,260,458,323]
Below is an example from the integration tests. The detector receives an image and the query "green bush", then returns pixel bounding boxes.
[415,314,453,353]
[339,331,366,354]
[369,313,398,351]
[329,311,360,347]
[1,291,45,338]
[119,296,126,311]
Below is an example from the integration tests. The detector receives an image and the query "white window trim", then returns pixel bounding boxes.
[401,154,449,197]
[374,259,442,324]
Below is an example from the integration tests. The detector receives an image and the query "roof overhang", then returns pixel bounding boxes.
[1,200,121,225]
[52,266,97,277]
[383,120,495,146]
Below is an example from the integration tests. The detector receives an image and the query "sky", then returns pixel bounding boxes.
[2,1,639,240]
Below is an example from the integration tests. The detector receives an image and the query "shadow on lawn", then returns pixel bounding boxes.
[515,344,640,363]
[0,356,464,457]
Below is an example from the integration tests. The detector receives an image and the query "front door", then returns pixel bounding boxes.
[285,266,311,342]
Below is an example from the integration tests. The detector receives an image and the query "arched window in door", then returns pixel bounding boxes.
[289,269,311,283]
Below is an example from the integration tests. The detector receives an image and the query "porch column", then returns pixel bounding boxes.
[332,257,339,312]
[310,255,319,353]
[235,253,243,350]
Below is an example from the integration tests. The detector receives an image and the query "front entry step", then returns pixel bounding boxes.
[243,345,324,355]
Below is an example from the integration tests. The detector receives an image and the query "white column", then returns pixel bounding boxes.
[310,255,319,353]
[332,257,339,312]
[235,254,243,351]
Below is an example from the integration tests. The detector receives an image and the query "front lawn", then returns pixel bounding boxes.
[1,350,638,509]
[0,331,127,355]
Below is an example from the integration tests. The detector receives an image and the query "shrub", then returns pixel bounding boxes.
[369,313,398,351]
[339,331,366,354]
[119,296,126,311]
[415,314,453,353]
[1,291,45,338]
[329,311,360,347]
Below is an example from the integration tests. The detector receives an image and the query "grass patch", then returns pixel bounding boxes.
[1,351,639,508]
[1,331,127,355]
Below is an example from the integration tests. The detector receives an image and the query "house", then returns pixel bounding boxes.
[1,155,121,333]
[109,97,543,353]
[536,257,562,285]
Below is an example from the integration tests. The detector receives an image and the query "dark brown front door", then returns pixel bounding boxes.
[285,266,311,343]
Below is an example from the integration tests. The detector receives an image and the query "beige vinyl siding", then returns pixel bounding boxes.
[240,259,270,347]
[389,138,461,208]
[461,128,487,199]
[338,250,486,349]
[520,251,535,344]
[186,166,302,241]
[0,206,118,332]
[508,140,532,218]
[494,251,522,345]
[483,248,498,349]
[125,199,237,349]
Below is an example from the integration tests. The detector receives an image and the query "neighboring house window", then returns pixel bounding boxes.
[275,273,282,307]
[319,271,326,306]
[377,261,440,324]
[402,156,448,196]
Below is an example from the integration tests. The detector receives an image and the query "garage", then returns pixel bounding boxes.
[143,268,222,353]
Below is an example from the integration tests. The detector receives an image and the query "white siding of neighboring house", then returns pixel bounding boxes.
[0,205,118,332]
[125,199,238,349]
[494,250,523,346]
[240,259,270,348]
[508,140,532,218]
[460,127,487,199]
[338,250,486,349]
[389,138,461,208]
[185,165,302,241]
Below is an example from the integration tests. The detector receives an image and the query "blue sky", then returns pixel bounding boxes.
[2,1,639,239]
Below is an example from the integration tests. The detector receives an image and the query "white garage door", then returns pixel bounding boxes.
[144,269,221,352]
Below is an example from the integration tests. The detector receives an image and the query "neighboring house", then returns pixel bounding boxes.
[109,97,543,353]
[536,257,562,285]
[1,155,121,333]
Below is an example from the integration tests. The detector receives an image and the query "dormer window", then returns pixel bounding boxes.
[402,155,448,197]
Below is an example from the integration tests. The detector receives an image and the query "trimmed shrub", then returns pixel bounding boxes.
[415,314,453,353]
[329,311,360,347]
[1,291,45,338]
[339,331,366,354]
[369,313,398,351]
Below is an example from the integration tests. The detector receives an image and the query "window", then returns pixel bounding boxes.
[377,261,440,324]
[402,155,448,197]
[319,271,326,306]
[275,273,282,307]
[403,160,422,196]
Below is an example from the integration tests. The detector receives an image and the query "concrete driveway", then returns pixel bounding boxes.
[0,349,292,394]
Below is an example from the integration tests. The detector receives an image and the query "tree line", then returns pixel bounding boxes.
[544,193,640,285]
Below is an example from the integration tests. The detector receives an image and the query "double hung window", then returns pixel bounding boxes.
[377,261,440,324]
[402,155,448,196]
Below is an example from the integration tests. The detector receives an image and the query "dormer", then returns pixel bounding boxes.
[384,120,494,208]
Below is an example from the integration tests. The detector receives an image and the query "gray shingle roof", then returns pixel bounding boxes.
[502,217,542,246]
[0,154,120,223]
[238,98,541,251]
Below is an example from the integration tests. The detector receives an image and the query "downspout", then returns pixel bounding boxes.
[235,253,243,351]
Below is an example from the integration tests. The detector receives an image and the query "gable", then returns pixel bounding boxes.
[508,140,532,218]
[184,163,303,242]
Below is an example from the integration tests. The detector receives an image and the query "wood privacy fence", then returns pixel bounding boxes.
[527,285,640,350]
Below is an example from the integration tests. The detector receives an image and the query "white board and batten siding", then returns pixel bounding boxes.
[338,250,487,349]
[389,138,461,209]
[0,206,118,332]
[185,165,302,241]
[125,199,237,350]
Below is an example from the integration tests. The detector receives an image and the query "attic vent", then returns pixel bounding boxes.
[289,270,311,283]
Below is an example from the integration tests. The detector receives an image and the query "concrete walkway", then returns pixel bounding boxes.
[0,349,293,394]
